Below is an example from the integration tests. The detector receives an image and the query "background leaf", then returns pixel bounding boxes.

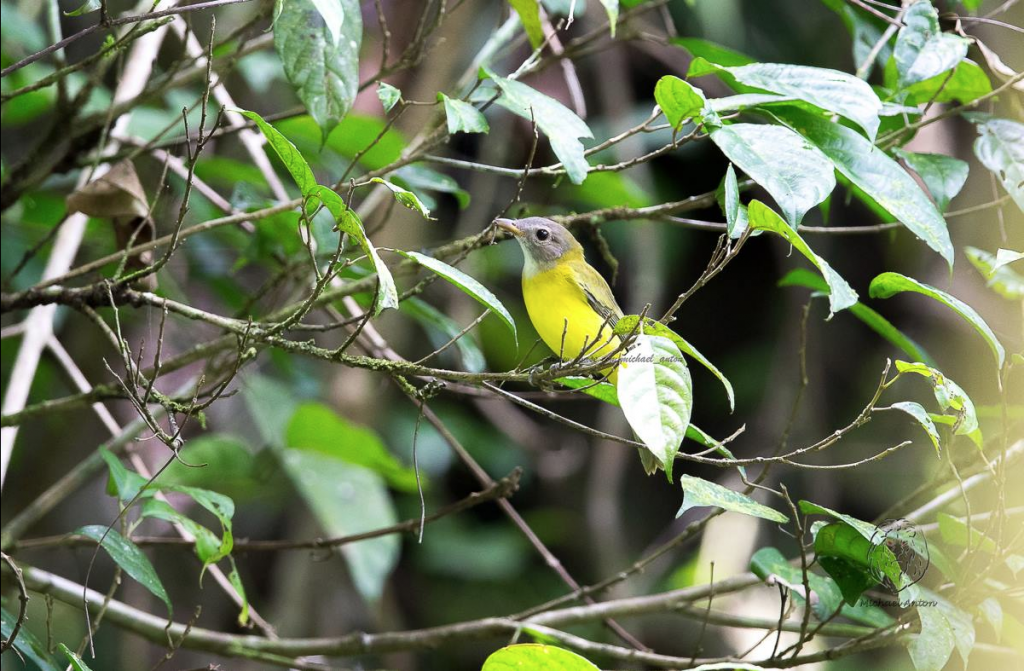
[482,644,599,670]
[894,1,969,88]
[679,475,788,523]
[893,149,969,213]
[970,116,1024,213]
[889,401,941,456]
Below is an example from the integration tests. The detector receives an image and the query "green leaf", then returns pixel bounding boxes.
[928,413,982,448]
[654,76,706,130]
[439,93,489,135]
[74,525,171,613]
[239,109,317,196]
[288,402,418,491]
[370,177,434,219]
[485,68,594,184]
[893,149,968,213]
[895,361,979,436]
[558,376,621,406]
[64,0,100,16]
[274,0,361,139]
[597,0,619,36]
[377,82,401,112]
[909,597,957,671]
[970,116,1024,213]
[139,499,228,573]
[59,643,94,671]
[672,37,754,67]
[392,164,470,209]
[870,272,1005,368]
[778,108,953,266]
[750,547,842,620]
[2,606,60,671]
[307,0,345,45]
[618,334,692,480]
[749,201,857,316]
[798,501,877,540]
[614,315,734,412]
[226,556,249,625]
[312,185,398,314]
[937,513,998,554]
[279,445,398,601]
[691,61,882,139]
[894,1,970,88]
[395,250,517,341]
[822,0,892,77]
[100,447,151,503]
[709,125,835,228]
[891,59,992,106]
[508,0,544,48]
[402,297,486,372]
[965,247,1024,300]
[723,163,748,238]
[978,597,1002,641]
[482,644,599,671]
[778,268,935,365]
[889,401,941,456]
[814,523,890,604]
[679,475,788,523]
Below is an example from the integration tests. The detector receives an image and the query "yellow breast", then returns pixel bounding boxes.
[522,264,620,379]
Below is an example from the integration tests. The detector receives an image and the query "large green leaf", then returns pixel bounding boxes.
[508,0,544,48]
[749,201,857,316]
[482,644,599,671]
[59,643,94,671]
[889,401,941,457]
[288,402,418,491]
[654,75,706,130]
[2,606,60,671]
[937,513,998,554]
[690,59,881,139]
[274,0,361,139]
[617,334,692,480]
[74,525,171,613]
[778,268,935,365]
[439,93,489,135]
[893,1,969,88]
[970,116,1024,213]
[485,68,594,184]
[892,149,968,213]
[893,361,979,436]
[614,315,734,412]
[778,109,953,266]
[678,475,788,523]
[708,124,835,227]
[870,272,1005,368]
[814,522,890,604]
[396,250,517,341]
[965,247,1024,300]
[671,37,755,67]
[887,58,992,106]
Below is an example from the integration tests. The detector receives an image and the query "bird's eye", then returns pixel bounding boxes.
[536,228,550,241]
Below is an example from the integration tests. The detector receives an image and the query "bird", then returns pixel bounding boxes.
[495,216,624,383]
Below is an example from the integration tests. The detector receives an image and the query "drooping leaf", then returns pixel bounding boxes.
[508,0,544,48]
[370,177,434,219]
[894,361,979,436]
[965,247,1024,300]
[402,297,486,372]
[814,522,895,604]
[226,556,249,625]
[910,600,956,671]
[66,160,149,219]
[139,499,227,574]
[287,402,418,491]
[618,334,692,480]
[482,644,600,671]
[240,109,318,196]
[654,75,706,130]
[74,525,171,613]
[439,93,489,135]
[613,315,734,412]
[274,0,361,139]
[778,268,935,365]
[99,447,151,503]
[485,68,594,184]
[778,108,953,266]
[377,82,401,112]
[749,201,857,316]
[708,124,835,228]
[597,0,619,36]
[678,475,788,523]
[937,513,998,554]
[312,185,398,314]
[889,401,941,456]
[894,1,970,88]
[722,163,748,238]
[893,149,969,213]
[870,272,1005,368]
[690,60,882,139]
[395,250,517,341]
[969,116,1024,213]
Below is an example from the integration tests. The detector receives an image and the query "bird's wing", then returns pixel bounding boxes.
[574,263,623,324]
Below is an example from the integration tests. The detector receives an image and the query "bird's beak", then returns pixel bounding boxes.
[493,218,522,237]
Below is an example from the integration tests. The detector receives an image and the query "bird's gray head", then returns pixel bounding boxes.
[494,216,582,275]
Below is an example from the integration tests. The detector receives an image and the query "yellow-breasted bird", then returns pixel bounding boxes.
[495,216,623,383]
